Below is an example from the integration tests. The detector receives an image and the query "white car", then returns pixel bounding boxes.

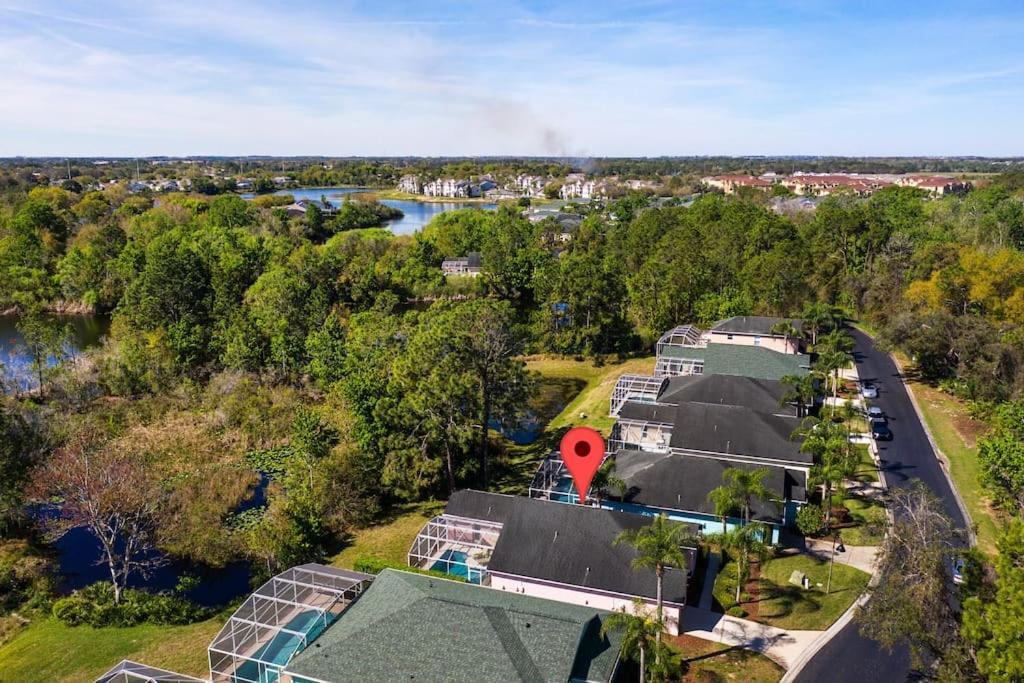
[952,557,966,585]
[861,383,878,399]
[866,406,884,420]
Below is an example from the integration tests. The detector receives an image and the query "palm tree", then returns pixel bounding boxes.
[600,600,663,683]
[589,458,626,508]
[818,328,854,355]
[707,522,774,605]
[614,514,696,652]
[708,484,740,534]
[795,419,856,526]
[770,320,802,354]
[801,302,841,346]
[712,467,774,525]
[815,349,854,416]
[779,373,820,417]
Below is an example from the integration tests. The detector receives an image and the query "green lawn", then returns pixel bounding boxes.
[0,614,225,683]
[833,493,887,546]
[331,500,445,570]
[850,443,880,484]
[904,373,998,555]
[713,552,870,631]
[491,355,656,495]
[669,634,784,682]
[525,354,656,434]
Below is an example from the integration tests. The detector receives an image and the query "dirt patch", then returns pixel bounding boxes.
[918,383,987,449]
[737,561,762,620]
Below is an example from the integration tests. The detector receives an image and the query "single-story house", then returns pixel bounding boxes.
[283,568,625,683]
[409,490,696,635]
[442,251,483,276]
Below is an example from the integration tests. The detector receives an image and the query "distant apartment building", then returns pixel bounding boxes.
[423,178,479,198]
[512,174,549,197]
[895,174,968,195]
[782,173,893,196]
[397,173,421,194]
[559,173,596,199]
[702,174,772,194]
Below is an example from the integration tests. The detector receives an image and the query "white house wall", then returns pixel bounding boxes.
[489,574,682,635]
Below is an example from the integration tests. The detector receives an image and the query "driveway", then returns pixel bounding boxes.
[791,327,968,683]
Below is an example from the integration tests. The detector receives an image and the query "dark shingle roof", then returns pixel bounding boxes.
[284,569,622,683]
[656,374,795,416]
[710,316,803,336]
[445,491,692,605]
[668,402,810,465]
[612,450,807,524]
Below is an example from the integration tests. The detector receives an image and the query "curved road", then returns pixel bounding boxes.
[793,328,968,683]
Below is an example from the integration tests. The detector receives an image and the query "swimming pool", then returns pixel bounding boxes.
[431,549,484,584]
[232,610,335,683]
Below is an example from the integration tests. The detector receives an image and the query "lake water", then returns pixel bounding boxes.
[247,187,497,235]
[0,313,110,392]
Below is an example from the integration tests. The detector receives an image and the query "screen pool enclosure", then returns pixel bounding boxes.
[408,514,503,584]
[208,564,372,683]
[95,660,205,683]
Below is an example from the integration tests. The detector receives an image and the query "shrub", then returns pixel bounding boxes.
[352,555,465,582]
[52,582,209,628]
[796,503,826,537]
[726,605,748,618]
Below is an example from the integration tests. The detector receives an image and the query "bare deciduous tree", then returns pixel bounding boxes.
[32,429,166,603]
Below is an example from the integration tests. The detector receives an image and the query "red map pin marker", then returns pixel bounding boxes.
[560,426,606,505]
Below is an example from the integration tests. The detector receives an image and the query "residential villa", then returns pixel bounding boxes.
[284,198,337,217]
[408,490,696,635]
[706,315,804,354]
[284,569,624,683]
[99,564,625,683]
[441,251,483,276]
[651,323,811,378]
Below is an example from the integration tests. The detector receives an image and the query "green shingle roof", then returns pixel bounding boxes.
[661,343,810,381]
[284,569,622,683]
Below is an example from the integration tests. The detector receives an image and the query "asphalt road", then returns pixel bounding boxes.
[792,328,968,683]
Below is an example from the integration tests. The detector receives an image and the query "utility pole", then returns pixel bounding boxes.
[826,532,843,594]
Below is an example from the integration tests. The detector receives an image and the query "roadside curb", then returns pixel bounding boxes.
[885,344,977,546]
[783,328,892,683]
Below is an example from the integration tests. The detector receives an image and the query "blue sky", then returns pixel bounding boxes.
[2,1,1023,156]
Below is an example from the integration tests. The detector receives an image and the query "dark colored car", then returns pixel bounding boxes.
[872,420,893,441]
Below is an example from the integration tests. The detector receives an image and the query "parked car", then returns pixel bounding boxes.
[866,406,884,420]
[871,420,892,441]
[861,382,878,399]
[952,557,966,585]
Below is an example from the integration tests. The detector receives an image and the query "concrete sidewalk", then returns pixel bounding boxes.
[802,539,878,574]
[681,607,821,669]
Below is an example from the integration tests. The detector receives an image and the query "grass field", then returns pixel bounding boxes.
[0,614,226,682]
[669,633,784,682]
[330,500,445,570]
[714,552,870,631]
